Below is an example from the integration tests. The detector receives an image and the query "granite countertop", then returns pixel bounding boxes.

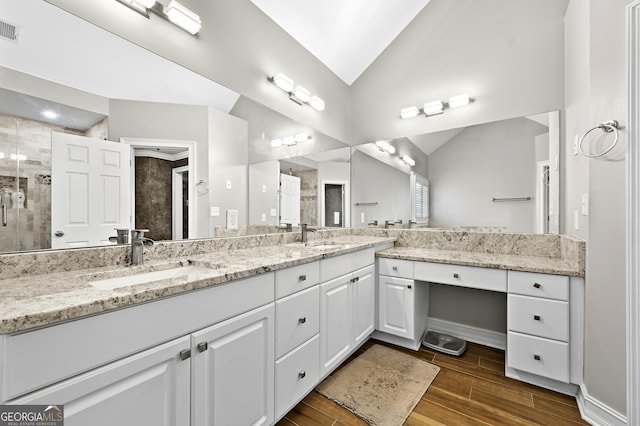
[376,246,584,277]
[0,236,395,335]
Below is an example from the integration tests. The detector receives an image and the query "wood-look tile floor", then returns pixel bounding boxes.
[277,339,590,426]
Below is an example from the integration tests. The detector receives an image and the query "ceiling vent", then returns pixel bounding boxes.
[0,19,19,43]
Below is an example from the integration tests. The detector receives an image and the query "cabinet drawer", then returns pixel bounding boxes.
[378,258,414,279]
[320,248,374,282]
[508,271,569,301]
[275,286,320,358]
[275,335,320,418]
[507,332,569,383]
[276,261,320,299]
[414,262,507,292]
[508,295,569,341]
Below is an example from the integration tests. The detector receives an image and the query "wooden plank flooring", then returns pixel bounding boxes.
[277,340,589,426]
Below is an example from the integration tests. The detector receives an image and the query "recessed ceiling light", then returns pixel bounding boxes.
[43,110,58,119]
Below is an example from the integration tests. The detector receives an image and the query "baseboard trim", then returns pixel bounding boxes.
[427,317,506,350]
[577,384,627,426]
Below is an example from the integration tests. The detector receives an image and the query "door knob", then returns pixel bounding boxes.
[54,230,64,237]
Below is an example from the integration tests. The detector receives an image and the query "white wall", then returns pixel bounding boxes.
[249,161,280,225]
[351,151,411,226]
[208,108,249,231]
[428,117,548,232]
[351,0,568,145]
[564,0,630,416]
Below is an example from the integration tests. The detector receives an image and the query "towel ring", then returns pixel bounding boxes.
[578,120,620,158]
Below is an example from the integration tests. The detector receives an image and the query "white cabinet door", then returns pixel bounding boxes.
[352,265,375,345]
[379,275,415,339]
[9,336,191,426]
[320,273,352,376]
[192,304,274,426]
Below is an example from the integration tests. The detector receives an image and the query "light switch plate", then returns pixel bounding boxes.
[262,184,267,193]
[225,179,232,190]
[270,208,277,217]
[261,213,266,222]
[360,212,365,224]
[573,134,579,156]
[581,193,589,215]
[574,210,580,230]
[210,206,220,217]
[226,209,238,229]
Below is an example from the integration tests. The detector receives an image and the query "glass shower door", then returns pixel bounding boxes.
[0,117,20,252]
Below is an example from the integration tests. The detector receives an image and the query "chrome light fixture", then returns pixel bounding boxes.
[401,93,473,119]
[271,133,310,148]
[401,155,416,167]
[165,0,201,34]
[375,141,396,154]
[114,0,201,35]
[269,73,325,112]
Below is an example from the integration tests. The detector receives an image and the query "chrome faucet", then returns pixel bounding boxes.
[130,229,154,265]
[384,220,395,229]
[109,228,129,245]
[301,224,317,243]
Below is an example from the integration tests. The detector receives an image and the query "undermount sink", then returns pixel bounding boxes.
[284,240,347,250]
[84,261,217,291]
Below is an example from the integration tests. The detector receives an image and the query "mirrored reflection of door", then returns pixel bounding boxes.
[279,173,300,226]
[324,183,344,227]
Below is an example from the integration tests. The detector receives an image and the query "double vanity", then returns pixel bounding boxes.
[0,229,584,425]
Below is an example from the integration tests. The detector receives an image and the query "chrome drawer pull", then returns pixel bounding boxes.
[179,349,191,361]
[453,273,459,278]
[392,266,398,271]
[533,282,541,289]
[298,317,306,324]
[299,274,307,282]
[197,342,208,353]
[533,315,541,321]
[298,371,306,379]
[533,354,541,361]
[407,285,412,289]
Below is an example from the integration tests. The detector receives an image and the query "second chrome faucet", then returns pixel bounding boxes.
[130,229,154,265]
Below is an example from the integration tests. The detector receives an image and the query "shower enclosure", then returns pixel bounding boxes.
[0,115,52,253]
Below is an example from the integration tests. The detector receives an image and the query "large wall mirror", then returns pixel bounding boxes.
[351,111,560,233]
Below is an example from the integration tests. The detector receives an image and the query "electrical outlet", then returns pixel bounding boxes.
[226,209,238,229]
[573,210,580,230]
[262,184,267,193]
[210,206,220,217]
[270,208,277,217]
[225,179,232,190]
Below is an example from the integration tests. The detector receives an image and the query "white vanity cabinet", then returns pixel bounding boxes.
[9,336,191,426]
[1,273,275,426]
[319,249,376,378]
[274,262,321,419]
[506,271,584,392]
[192,304,275,426]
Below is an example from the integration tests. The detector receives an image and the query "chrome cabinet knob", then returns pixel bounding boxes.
[298,317,306,324]
[533,282,541,289]
[298,371,306,379]
[533,315,541,321]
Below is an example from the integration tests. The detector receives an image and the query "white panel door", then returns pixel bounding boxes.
[9,336,191,426]
[279,173,300,226]
[192,304,274,426]
[51,132,130,248]
[319,273,352,377]
[352,265,375,345]
[379,275,415,339]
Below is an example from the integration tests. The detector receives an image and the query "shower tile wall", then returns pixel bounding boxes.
[135,156,188,241]
[292,169,318,226]
[0,114,107,252]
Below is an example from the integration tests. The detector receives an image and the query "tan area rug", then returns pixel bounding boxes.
[316,344,440,425]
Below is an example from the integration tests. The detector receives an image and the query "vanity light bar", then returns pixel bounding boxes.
[271,133,310,148]
[165,0,201,34]
[401,93,473,119]
[375,140,396,154]
[270,73,325,112]
[401,155,415,166]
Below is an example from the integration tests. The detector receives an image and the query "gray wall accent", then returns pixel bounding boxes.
[249,161,280,226]
[351,0,568,145]
[427,117,548,232]
[45,0,351,144]
[351,150,411,226]
[564,0,630,414]
[108,99,211,238]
